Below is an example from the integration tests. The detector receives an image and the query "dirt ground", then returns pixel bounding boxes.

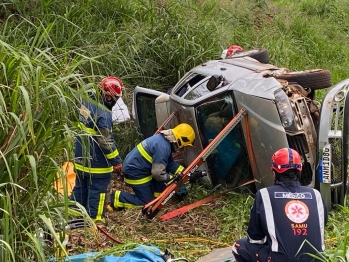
[67,173,238,261]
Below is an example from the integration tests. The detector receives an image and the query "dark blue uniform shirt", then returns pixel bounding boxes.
[247,181,328,261]
[122,134,183,186]
[74,96,121,176]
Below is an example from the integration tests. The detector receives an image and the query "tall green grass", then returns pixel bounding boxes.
[1,0,349,260]
[0,17,98,261]
[310,204,349,261]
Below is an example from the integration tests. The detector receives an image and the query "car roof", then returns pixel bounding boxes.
[193,57,278,81]
[171,57,282,103]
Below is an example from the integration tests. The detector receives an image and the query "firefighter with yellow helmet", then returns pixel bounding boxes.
[109,123,195,209]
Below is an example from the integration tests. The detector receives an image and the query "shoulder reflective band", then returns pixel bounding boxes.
[137,143,152,163]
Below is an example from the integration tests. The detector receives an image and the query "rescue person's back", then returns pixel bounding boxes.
[232,148,328,262]
[122,133,179,183]
[254,173,326,261]
[109,123,195,209]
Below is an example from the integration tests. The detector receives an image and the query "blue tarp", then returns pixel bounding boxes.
[62,245,165,262]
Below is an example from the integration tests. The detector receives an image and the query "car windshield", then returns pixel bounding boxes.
[195,93,254,188]
[184,78,211,100]
[174,73,215,100]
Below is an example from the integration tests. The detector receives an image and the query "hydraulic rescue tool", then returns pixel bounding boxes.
[142,108,247,219]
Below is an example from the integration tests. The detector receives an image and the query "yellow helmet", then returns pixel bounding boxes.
[171,123,195,148]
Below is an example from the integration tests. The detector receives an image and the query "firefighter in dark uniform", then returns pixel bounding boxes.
[109,123,195,208]
[70,76,123,223]
[232,148,328,262]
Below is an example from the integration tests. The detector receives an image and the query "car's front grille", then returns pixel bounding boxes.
[329,137,343,184]
[287,134,313,185]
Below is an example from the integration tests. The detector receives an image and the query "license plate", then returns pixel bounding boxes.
[319,144,332,183]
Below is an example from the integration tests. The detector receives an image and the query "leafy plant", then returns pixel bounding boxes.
[0,17,99,261]
[1,0,349,261]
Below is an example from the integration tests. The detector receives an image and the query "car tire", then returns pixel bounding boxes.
[228,48,269,64]
[275,69,332,90]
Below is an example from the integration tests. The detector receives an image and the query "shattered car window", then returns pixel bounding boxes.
[184,78,211,100]
[175,74,206,97]
[185,79,211,100]
[195,94,254,188]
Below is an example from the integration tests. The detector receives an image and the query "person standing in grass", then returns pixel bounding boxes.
[70,76,124,223]
[232,148,328,262]
[109,123,195,209]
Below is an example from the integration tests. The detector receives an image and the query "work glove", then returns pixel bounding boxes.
[166,172,188,197]
[113,164,122,174]
[165,172,183,186]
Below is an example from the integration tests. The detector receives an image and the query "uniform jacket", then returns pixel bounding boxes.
[74,96,121,176]
[122,134,183,186]
[247,181,328,261]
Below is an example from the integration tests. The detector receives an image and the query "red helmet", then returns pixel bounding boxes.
[101,76,123,97]
[225,45,243,58]
[271,148,302,173]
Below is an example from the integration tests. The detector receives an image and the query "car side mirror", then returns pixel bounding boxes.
[207,75,223,91]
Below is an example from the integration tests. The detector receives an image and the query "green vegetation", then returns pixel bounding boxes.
[1,0,349,261]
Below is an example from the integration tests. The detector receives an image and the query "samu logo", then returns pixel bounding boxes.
[284,200,309,223]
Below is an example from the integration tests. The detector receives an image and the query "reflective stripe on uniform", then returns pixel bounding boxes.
[247,234,267,245]
[124,175,153,185]
[174,165,184,174]
[74,163,113,174]
[94,193,105,221]
[78,122,97,135]
[154,192,161,197]
[260,188,278,251]
[113,190,122,208]
[106,149,119,159]
[114,190,140,208]
[314,189,326,251]
[137,143,152,163]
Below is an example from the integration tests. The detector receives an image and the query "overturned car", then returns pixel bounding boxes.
[132,48,349,210]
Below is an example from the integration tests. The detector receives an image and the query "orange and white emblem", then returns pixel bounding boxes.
[284,200,309,223]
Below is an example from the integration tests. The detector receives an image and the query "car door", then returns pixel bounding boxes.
[194,93,254,190]
[317,79,349,209]
[132,86,166,138]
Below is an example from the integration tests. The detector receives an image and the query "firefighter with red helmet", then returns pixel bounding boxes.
[70,76,124,223]
[109,123,195,209]
[232,148,328,262]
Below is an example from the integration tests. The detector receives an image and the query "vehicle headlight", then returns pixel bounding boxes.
[274,89,294,128]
